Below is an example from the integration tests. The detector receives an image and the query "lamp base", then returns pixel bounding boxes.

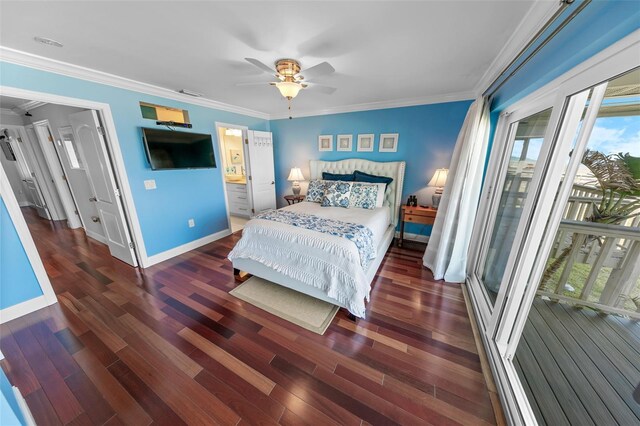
[432,194,442,209]
[292,182,301,195]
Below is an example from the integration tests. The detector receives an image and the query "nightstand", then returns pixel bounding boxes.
[398,205,437,247]
[284,195,305,205]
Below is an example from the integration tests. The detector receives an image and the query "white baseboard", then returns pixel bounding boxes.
[395,231,430,244]
[0,295,56,324]
[144,228,232,267]
[13,386,36,426]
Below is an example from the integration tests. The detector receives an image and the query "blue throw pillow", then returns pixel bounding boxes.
[321,181,352,208]
[322,172,356,181]
[354,170,393,189]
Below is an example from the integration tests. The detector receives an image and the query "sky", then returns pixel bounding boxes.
[587,115,640,157]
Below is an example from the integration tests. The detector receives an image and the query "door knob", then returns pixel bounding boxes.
[89,196,97,202]
[91,216,100,223]
[271,181,275,185]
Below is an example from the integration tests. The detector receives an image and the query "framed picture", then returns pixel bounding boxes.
[318,135,333,151]
[379,133,399,152]
[337,134,353,151]
[357,134,374,152]
[230,149,242,164]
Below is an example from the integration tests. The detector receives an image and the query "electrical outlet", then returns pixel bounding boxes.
[188,219,195,228]
[144,179,156,190]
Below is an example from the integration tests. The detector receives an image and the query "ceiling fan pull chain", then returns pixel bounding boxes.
[288,98,293,120]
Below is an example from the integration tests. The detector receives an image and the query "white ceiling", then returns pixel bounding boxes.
[0,1,538,117]
[0,95,30,110]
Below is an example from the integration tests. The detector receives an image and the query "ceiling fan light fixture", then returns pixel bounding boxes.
[275,81,303,99]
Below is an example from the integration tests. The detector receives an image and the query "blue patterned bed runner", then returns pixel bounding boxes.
[254,210,375,269]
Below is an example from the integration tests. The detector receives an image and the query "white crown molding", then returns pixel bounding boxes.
[473,0,562,97]
[0,46,270,120]
[17,99,47,112]
[269,90,476,120]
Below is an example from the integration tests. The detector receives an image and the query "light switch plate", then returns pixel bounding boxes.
[144,179,156,190]
[188,219,195,228]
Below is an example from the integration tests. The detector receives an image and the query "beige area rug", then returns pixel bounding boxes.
[230,276,339,335]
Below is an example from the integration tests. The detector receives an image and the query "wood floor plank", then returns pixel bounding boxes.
[73,348,152,426]
[178,327,276,395]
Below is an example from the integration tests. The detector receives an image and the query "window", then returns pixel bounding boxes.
[58,127,82,169]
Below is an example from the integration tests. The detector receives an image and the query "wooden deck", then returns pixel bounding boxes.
[515,297,640,425]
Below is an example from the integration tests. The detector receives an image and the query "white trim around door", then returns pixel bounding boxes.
[0,164,57,323]
[0,86,147,266]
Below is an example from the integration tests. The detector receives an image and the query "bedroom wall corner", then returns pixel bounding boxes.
[269,100,472,237]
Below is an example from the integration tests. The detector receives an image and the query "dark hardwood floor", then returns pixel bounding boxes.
[1,207,499,425]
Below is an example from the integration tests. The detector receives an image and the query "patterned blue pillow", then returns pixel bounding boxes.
[306,179,326,203]
[321,181,352,208]
[349,183,379,209]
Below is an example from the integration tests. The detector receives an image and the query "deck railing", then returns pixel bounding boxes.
[539,185,640,318]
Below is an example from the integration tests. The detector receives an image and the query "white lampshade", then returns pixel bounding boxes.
[287,167,305,181]
[428,168,448,187]
[276,81,303,99]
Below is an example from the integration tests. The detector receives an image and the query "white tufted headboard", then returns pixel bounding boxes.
[309,159,406,226]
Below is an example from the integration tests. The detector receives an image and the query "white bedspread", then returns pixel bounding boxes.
[228,202,391,317]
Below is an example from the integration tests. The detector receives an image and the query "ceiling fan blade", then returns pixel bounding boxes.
[298,61,335,81]
[235,81,277,87]
[245,58,275,74]
[305,83,337,95]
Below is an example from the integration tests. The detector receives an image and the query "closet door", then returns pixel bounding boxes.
[246,130,276,214]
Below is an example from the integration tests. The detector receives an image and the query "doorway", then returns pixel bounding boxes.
[216,124,251,233]
[0,95,138,267]
[215,123,277,234]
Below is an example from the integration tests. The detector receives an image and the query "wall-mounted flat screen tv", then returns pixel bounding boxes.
[142,127,216,170]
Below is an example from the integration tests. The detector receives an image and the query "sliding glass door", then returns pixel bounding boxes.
[465,39,639,424]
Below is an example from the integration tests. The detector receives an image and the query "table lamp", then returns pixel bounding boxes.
[287,167,305,195]
[428,168,448,208]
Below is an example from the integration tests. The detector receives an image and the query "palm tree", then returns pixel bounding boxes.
[541,150,640,287]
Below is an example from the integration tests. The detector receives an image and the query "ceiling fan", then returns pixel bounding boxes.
[238,58,337,117]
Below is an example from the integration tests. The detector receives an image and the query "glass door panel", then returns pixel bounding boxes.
[513,68,639,426]
[480,108,552,305]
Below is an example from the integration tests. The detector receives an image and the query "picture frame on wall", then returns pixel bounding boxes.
[379,133,399,152]
[337,134,353,151]
[318,135,333,151]
[357,134,375,152]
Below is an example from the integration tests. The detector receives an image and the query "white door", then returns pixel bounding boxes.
[23,125,61,220]
[246,130,276,214]
[55,126,107,243]
[69,110,137,266]
[32,121,82,228]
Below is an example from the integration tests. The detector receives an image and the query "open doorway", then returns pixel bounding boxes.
[216,123,250,233]
[0,95,139,268]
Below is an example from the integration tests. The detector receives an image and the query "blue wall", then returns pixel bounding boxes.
[0,197,43,310]
[0,61,269,257]
[270,101,472,236]
[490,0,640,112]
[0,369,25,426]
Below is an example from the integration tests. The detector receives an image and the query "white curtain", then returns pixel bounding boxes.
[423,97,491,282]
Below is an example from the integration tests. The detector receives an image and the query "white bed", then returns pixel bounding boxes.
[229,159,406,318]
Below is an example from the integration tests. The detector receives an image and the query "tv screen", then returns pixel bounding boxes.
[142,127,216,170]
